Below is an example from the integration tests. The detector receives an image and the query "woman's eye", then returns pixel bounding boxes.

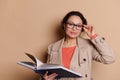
[69,23,73,26]
[78,25,82,27]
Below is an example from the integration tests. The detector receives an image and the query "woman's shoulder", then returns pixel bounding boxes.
[48,38,64,50]
[49,39,63,46]
[77,37,91,45]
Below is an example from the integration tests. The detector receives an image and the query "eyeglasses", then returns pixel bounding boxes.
[66,22,83,30]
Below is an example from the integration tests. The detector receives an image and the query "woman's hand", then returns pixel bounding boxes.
[83,25,98,40]
[42,71,58,80]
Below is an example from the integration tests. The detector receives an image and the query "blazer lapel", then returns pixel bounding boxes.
[52,37,86,68]
[69,37,86,69]
[52,38,64,65]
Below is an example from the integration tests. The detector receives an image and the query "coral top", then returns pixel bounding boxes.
[62,46,76,69]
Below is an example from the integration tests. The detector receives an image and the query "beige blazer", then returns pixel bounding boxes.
[47,36,115,80]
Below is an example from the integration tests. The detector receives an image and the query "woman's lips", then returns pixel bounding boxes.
[70,32,77,35]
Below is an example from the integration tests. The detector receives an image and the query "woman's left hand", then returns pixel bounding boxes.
[83,24,97,39]
[42,71,58,80]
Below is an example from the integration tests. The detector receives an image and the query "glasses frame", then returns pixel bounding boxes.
[65,22,83,30]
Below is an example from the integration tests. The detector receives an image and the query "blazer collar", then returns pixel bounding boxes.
[77,37,87,49]
[51,37,87,66]
[51,37,86,51]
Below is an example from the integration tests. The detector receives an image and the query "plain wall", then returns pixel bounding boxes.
[0,0,120,80]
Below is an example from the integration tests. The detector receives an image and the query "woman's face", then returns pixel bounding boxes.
[64,15,83,39]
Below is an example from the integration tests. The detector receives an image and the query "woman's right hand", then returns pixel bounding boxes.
[42,71,58,80]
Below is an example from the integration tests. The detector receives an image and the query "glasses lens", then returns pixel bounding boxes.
[66,22,83,30]
[66,23,73,28]
[76,25,83,30]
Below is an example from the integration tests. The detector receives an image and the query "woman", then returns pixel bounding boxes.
[41,11,115,80]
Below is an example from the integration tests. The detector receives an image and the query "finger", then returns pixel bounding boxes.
[83,25,92,32]
[90,25,93,32]
[49,73,58,77]
[87,25,94,32]
[91,26,96,35]
[90,25,95,33]
[39,73,43,77]
[83,25,94,33]
[83,25,89,29]
[44,71,48,77]
[48,73,58,79]
[83,26,89,32]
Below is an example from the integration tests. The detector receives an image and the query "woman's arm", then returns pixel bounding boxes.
[83,25,115,64]
[91,36,115,64]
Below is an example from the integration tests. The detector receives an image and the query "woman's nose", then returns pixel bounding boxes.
[72,26,77,30]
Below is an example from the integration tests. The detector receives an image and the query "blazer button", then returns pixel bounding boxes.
[85,74,87,77]
[83,58,86,61]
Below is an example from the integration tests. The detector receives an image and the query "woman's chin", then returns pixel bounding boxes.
[67,36,78,39]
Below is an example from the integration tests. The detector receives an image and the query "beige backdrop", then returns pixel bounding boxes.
[0,0,119,80]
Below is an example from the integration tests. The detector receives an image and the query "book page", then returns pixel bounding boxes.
[25,53,44,68]
[35,58,43,69]
[37,64,61,69]
[25,53,37,63]
[17,61,36,70]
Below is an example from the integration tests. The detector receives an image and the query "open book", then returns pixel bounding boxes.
[17,53,82,79]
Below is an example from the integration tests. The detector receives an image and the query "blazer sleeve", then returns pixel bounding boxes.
[90,36,115,64]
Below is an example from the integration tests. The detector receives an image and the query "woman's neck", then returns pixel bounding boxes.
[63,37,77,47]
